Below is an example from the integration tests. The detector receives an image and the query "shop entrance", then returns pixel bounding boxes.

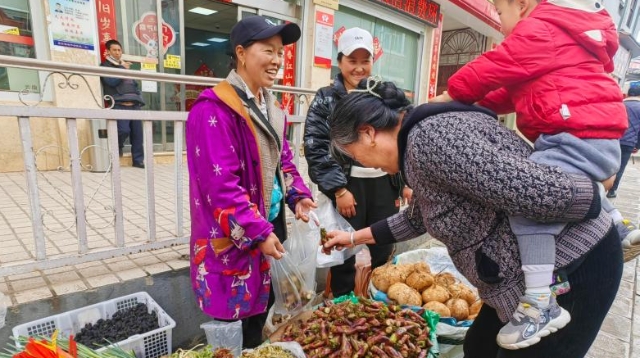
[182,0,299,111]
[435,21,487,96]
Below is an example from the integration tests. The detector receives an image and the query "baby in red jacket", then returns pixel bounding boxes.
[433,0,638,350]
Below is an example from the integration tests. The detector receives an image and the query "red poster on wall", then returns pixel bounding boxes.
[428,13,444,99]
[314,11,334,68]
[281,42,296,115]
[96,0,117,61]
[132,12,176,58]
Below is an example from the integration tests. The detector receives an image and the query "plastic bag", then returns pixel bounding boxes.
[269,253,311,316]
[313,194,364,268]
[0,292,6,329]
[201,320,243,357]
[354,248,372,298]
[241,342,306,358]
[284,212,320,297]
[369,247,475,348]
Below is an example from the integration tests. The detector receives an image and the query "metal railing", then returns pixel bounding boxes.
[0,55,317,277]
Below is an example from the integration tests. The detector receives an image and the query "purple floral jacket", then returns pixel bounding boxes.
[186,73,312,320]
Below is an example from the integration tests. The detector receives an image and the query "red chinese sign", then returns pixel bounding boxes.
[373,37,383,63]
[314,11,334,69]
[449,0,500,31]
[281,42,297,114]
[370,0,441,27]
[96,0,117,61]
[132,12,176,58]
[176,63,216,111]
[428,13,444,99]
[333,26,345,47]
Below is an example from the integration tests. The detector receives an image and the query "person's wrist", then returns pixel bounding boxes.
[335,188,348,198]
[349,231,356,247]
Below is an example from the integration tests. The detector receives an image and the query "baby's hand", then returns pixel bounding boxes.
[602,175,616,191]
[431,91,453,103]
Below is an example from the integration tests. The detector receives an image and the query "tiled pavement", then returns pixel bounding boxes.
[0,158,639,356]
[586,158,640,358]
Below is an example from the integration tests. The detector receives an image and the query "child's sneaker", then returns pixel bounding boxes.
[617,220,640,248]
[497,295,571,350]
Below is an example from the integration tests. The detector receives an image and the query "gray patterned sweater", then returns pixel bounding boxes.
[371,104,610,323]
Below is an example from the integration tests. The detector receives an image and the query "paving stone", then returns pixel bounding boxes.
[587,331,631,358]
[47,271,81,284]
[85,274,120,288]
[142,262,172,275]
[77,264,112,278]
[116,268,147,281]
[14,287,53,304]
[165,259,189,270]
[52,280,87,296]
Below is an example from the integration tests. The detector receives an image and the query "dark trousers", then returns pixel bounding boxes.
[114,104,144,165]
[611,145,635,192]
[463,226,623,358]
[238,206,287,348]
[330,175,399,298]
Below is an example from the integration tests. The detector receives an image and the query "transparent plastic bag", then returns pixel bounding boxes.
[313,194,363,268]
[0,292,6,329]
[284,212,320,297]
[241,342,306,358]
[269,253,310,316]
[201,320,242,357]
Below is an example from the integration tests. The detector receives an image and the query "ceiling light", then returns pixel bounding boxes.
[188,7,217,15]
[207,37,228,43]
[191,42,210,47]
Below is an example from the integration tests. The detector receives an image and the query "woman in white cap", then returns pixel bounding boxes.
[303,27,412,298]
[185,15,315,348]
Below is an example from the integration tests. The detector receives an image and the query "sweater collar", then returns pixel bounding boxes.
[397,102,497,183]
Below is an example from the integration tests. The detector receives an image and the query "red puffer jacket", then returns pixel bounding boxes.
[447,0,627,143]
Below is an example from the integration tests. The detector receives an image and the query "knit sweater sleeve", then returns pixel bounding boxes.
[407,112,600,223]
[370,202,427,245]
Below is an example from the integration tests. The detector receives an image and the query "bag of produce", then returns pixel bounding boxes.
[313,194,363,268]
[269,253,310,316]
[241,342,306,358]
[201,320,243,357]
[368,247,480,354]
[0,292,6,329]
[284,211,321,298]
[278,294,440,358]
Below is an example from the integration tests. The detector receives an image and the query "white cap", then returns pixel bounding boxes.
[337,27,373,56]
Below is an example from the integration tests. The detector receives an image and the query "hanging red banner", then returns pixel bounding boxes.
[96,0,117,61]
[282,42,297,115]
[372,37,383,63]
[369,0,441,27]
[428,13,444,99]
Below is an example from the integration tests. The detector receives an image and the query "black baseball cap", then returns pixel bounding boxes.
[230,15,301,48]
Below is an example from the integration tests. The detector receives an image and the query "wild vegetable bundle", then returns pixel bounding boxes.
[372,262,482,321]
[280,298,433,358]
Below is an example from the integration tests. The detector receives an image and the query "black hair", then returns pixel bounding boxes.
[337,52,344,62]
[228,41,256,70]
[330,78,412,153]
[105,39,122,51]
[629,82,640,97]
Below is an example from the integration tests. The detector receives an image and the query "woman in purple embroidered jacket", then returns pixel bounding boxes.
[186,16,314,348]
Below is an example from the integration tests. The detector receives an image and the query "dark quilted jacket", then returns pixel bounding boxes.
[371,103,609,322]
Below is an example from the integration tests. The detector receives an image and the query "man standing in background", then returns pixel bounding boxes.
[608,81,640,199]
[100,39,145,168]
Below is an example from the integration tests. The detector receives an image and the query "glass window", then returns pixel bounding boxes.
[0,0,39,93]
[331,6,419,101]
